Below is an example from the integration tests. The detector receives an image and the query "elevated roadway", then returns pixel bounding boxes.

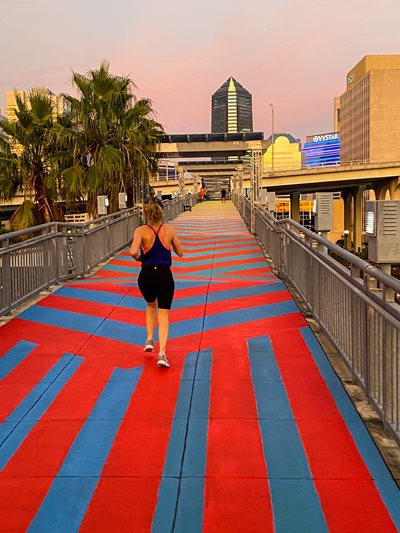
[260,160,400,196]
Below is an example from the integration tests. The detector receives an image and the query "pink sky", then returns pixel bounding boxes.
[1,0,400,142]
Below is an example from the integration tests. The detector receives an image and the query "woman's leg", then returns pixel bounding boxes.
[157,308,169,355]
[146,301,157,340]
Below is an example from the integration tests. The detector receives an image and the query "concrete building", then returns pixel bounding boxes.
[5,88,67,122]
[211,77,253,133]
[263,133,302,171]
[338,55,400,163]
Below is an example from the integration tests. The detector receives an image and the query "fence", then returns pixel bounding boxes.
[0,208,141,316]
[234,194,400,444]
[0,195,196,317]
[163,194,197,220]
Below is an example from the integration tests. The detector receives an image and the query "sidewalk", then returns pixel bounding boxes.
[0,201,399,532]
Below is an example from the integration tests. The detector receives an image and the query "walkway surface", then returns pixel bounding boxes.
[0,201,399,532]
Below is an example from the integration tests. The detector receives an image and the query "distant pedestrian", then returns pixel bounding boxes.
[221,188,227,203]
[199,187,205,202]
[130,201,183,368]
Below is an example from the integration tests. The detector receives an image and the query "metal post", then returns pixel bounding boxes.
[250,150,262,233]
[178,169,184,197]
[269,103,274,174]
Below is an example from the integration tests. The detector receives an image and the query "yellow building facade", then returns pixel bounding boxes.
[339,55,400,163]
[5,88,67,122]
[263,134,302,171]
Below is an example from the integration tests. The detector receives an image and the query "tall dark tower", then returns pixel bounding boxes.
[211,77,253,133]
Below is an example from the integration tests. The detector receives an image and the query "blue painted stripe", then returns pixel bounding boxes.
[212,261,269,275]
[0,340,38,380]
[19,307,104,334]
[174,245,259,258]
[0,354,83,471]
[161,352,199,479]
[115,245,259,262]
[207,281,284,304]
[181,356,211,480]
[102,260,269,276]
[174,478,205,533]
[152,349,211,532]
[169,253,265,268]
[103,264,140,273]
[301,327,400,529]
[248,335,328,532]
[54,286,127,306]
[199,300,298,336]
[269,479,329,533]
[151,478,180,533]
[194,349,212,380]
[55,281,283,313]
[28,366,143,533]
[19,301,298,347]
[173,282,283,311]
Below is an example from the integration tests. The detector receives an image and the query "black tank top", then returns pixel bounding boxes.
[141,224,172,267]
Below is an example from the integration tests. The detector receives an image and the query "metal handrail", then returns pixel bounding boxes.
[0,197,194,317]
[233,193,400,443]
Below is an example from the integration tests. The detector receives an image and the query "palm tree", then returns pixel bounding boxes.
[54,61,162,216]
[0,91,58,228]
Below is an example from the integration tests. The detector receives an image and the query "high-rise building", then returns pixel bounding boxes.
[211,77,253,133]
[5,88,67,122]
[338,55,400,163]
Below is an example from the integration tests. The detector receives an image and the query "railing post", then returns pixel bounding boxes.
[1,251,11,314]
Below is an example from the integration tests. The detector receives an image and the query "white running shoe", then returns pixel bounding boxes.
[144,339,154,352]
[157,355,170,368]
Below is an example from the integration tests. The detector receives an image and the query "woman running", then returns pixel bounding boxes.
[130,201,183,368]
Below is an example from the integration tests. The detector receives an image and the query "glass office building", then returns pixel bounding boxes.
[211,77,253,133]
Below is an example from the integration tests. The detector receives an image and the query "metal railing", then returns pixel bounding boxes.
[163,194,197,220]
[234,194,400,443]
[0,195,195,317]
[0,208,140,316]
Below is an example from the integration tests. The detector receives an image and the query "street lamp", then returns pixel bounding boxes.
[269,103,274,174]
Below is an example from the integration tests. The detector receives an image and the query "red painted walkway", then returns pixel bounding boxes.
[0,201,399,532]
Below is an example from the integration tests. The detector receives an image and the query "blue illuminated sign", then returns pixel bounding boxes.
[303,132,340,167]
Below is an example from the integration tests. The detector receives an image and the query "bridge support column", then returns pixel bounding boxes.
[290,192,300,223]
[250,150,262,233]
[375,178,398,200]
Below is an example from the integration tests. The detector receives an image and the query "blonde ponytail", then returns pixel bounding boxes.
[143,201,163,224]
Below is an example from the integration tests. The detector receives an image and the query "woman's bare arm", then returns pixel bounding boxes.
[171,227,183,257]
[129,227,142,260]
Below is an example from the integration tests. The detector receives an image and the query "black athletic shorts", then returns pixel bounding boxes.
[137,265,175,310]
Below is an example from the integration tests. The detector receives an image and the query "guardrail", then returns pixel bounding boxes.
[162,194,197,220]
[0,208,141,316]
[0,195,195,317]
[234,193,400,443]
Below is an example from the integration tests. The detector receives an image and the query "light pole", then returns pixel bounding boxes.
[269,103,274,174]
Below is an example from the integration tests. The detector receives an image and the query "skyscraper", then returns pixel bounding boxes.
[211,77,253,133]
[338,55,400,163]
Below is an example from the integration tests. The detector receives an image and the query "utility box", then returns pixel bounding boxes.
[267,192,276,212]
[118,192,127,209]
[365,200,400,263]
[314,192,333,231]
[259,189,267,205]
[97,195,108,215]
